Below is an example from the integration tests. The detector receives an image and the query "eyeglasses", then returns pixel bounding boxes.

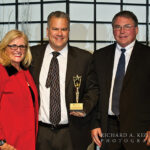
[7,44,27,50]
[113,24,136,31]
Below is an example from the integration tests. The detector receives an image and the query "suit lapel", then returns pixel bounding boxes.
[122,42,140,90]
[65,46,80,107]
[32,44,47,92]
[105,45,116,103]
[65,46,78,88]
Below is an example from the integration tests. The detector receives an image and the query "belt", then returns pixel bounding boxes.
[39,121,69,130]
[108,115,120,120]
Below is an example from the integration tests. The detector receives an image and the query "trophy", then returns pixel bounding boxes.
[70,75,83,111]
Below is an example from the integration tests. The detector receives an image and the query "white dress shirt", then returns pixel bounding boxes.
[108,41,135,115]
[39,44,68,124]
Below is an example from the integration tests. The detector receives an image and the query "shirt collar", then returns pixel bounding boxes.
[46,44,68,57]
[116,40,135,52]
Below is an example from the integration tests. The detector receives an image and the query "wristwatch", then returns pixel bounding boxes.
[0,140,6,146]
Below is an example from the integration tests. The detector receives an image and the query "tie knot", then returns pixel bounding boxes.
[52,52,60,58]
[121,48,126,53]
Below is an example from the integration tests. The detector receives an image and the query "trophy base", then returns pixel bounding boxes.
[70,103,83,111]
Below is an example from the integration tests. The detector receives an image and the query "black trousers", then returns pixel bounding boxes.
[36,123,73,150]
[102,115,125,150]
[101,116,150,150]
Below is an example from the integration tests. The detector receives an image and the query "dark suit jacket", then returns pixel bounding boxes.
[30,44,99,150]
[91,41,150,150]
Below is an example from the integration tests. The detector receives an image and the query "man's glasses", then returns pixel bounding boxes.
[7,44,27,50]
[113,24,136,31]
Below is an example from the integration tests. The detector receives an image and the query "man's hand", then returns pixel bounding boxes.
[0,143,16,150]
[91,128,102,147]
[144,131,150,146]
[70,111,86,117]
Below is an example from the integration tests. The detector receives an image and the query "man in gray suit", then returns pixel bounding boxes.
[30,11,98,150]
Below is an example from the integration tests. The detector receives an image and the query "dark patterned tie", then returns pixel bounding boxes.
[46,52,61,125]
[112,48,126,116]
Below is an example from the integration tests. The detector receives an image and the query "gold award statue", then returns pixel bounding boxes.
[70,75,83,111]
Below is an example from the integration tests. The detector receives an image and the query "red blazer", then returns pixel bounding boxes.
[0,64,38,150]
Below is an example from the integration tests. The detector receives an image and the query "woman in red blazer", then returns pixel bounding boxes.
[0,30,38,150]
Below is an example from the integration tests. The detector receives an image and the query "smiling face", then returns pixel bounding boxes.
[5,37,26,70]
[47,17,69,51]
[113,16,138,47]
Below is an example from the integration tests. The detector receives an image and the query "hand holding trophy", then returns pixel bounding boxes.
[70,75,83,111]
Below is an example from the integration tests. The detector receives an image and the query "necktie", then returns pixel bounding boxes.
[112,48,126,116]
[46,52,61,125]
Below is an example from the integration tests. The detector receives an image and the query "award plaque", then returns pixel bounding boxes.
[70,75,83,111]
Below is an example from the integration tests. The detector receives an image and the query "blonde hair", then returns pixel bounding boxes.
[0,29,32,68]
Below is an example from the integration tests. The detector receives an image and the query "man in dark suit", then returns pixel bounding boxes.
[91,10,150,150]
[30,11,98,150]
